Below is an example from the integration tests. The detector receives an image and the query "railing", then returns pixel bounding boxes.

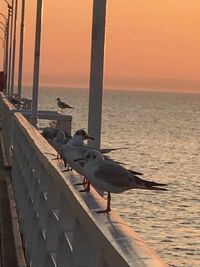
[0,94,15,164]
[0,93,72,165]
[0,94,168,267]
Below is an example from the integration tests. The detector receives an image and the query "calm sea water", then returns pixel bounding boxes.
[23,86,200,267]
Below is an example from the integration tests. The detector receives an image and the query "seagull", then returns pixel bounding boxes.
[60,129,142,188]
[10,97,24,107]
[60,129,95,178]
[42,121,58,140]
[42,121,71,142]
[75,150,168,213]
[51,130,70,158]
[56,98,74,112]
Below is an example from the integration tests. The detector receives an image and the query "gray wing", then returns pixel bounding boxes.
[94,161,133,188]
[61,145,92,162]
[85,146,127,154]
[83,144,108,154]
[103,155,126,166]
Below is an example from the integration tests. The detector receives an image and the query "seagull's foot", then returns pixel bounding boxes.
[79,182,90,193]
[56,154,62,160]
[75,181,87,186]
[79,188,89,193]
[62,166,72,173]
[96,193,111,213]
[52,157,59,160]
[96,208,111,214]
[75,177,87,186]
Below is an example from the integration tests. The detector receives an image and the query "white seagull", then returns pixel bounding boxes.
[60,129,95,175]
[75,150,168,213]
[56,98,74,112]
[59,129,127,186]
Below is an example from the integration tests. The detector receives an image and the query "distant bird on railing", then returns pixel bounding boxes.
[10,97,24,108]
[56,98,74,112]
[75,150,168,213]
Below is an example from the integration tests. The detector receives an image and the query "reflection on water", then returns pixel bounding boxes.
[23,86,200,267]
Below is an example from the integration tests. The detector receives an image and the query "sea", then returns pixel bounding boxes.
[23,86,200,267]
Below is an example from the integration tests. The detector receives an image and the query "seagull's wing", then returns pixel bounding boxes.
[99,147,128,154]
[94,161,168,191]
[94,161,132,188]
[84,146,128,154]
[61,101,73,109]
[133,176,168,189]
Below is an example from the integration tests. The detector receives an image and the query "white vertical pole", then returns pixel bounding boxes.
[5,8,11,95]
[17,0,25,99]
[30,0,42,127]
[7,0,14,97]
[0,13,7,93]
[10,0,18,98]
[88,0,107,149]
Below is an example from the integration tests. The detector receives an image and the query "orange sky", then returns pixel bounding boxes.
[1,0,200,92]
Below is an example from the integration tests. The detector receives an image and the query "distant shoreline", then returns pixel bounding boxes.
[21,84,200,95]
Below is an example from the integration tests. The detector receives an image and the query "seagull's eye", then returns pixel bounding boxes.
[92,155,96,159]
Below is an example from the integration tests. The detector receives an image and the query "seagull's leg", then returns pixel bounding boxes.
[62,167,71,172]
[75,176,87,186]
[96,192,111,213]
[52,157,58,160]
[79,182,90,193]
[62,164,72,172]
[106,192,111,212]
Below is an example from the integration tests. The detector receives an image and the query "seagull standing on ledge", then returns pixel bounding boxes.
[75,150,168,213]
[56,98,74,112]
[60,129,95,177]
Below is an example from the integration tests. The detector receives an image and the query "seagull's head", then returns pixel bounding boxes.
[56,98,60,101]
[54,131,66,141]
[74,150,103,163]
[74,129,95,140]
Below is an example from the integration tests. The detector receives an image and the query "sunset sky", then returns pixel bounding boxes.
[1,0,200,92]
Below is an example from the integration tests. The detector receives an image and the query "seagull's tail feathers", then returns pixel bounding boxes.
[100,147,129,154]
[129,169,143,176]
[133,176,168,191]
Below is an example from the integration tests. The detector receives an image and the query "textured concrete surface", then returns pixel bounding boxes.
[0,157,18,267]
[0,139,26,267]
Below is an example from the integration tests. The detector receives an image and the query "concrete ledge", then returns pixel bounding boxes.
[0,131,11,170]
[6,177,27,267]
[0,179,26,267]
[13,109,72,122]
[14,111,168,267]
